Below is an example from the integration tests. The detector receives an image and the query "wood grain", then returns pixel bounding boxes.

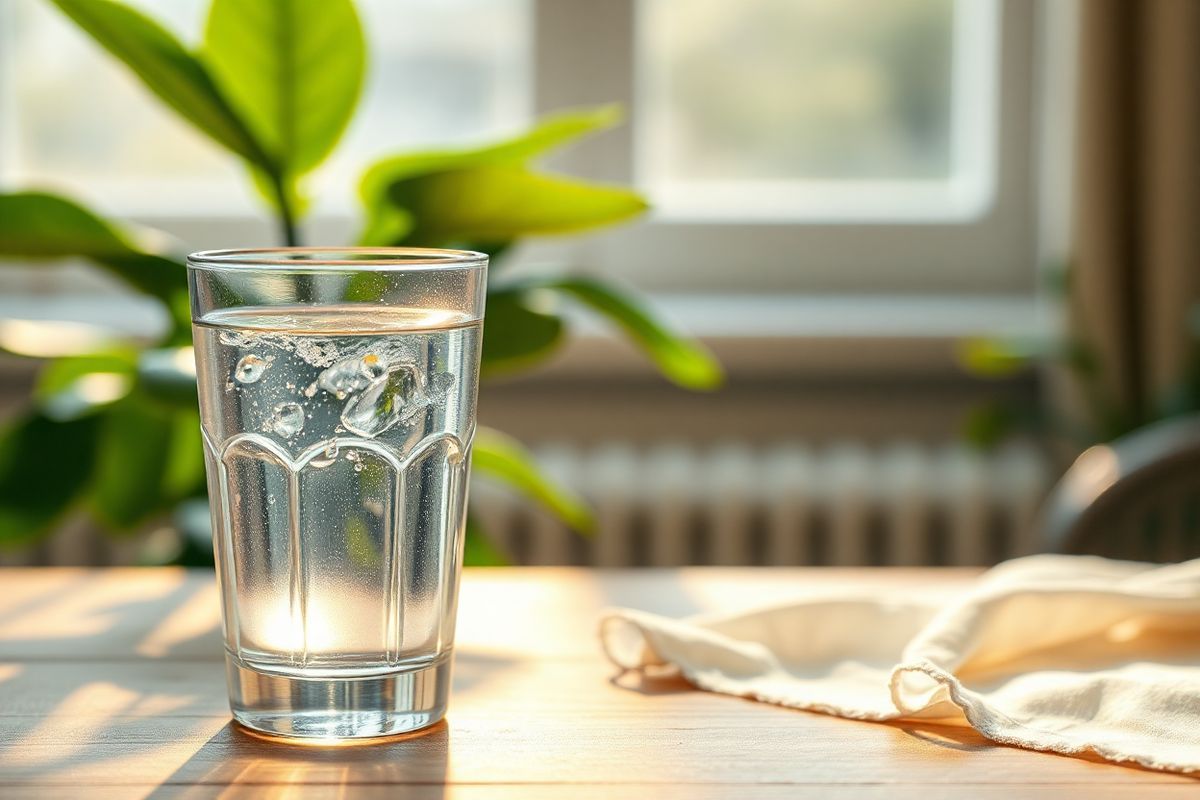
[0,567,1193,798]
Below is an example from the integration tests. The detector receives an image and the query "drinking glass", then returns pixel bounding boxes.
[188,247,487,740]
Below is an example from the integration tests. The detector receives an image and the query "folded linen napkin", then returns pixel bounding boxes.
[599,555,1200,773]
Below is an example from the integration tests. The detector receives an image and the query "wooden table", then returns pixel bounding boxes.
[0,568,1195,798]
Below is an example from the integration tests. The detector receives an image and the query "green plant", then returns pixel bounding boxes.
[957,262,1200,451]
[0,0,721,563]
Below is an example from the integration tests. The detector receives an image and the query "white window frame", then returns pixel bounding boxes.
[518,0,1052,298]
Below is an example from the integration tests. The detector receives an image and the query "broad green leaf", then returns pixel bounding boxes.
[48,0,269,169]
[360,106,621,206]
[468,104,622,165]
[137,347,199,408]
[35,351,138,421]
[463,515,509,567]
[0,192,186,304]
[472,426,593,533]
[481,288,565,377]
[204,0,365,180]
[89,396,174,531]
[513,276,723,390]
[358,106,632,246]
[366,171,644,246]
[162,410,205,500]
[0,412,100,545]
[383,166,647,246]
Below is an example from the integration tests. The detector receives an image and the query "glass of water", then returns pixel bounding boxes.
[187,248,487,740]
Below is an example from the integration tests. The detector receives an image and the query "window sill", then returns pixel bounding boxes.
[543,293,1045,381]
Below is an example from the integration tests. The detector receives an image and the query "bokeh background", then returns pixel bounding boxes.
[1,0,1197,567]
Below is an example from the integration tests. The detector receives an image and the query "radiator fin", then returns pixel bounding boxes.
[474,441,1049,567]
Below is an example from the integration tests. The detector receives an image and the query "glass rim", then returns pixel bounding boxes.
[187,247,488,272]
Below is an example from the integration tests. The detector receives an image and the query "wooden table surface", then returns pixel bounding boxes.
[0,567,1195,799]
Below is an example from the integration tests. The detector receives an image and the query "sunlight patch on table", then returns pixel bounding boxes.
[136,581,222,658]
[0,570,187,643]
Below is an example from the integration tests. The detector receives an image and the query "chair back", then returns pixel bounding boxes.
[1040,415,1200,561]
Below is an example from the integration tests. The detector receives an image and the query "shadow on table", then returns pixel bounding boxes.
[890,721,1200,778]
[145,720,450,798]
[0,572,224,782]
[608,669,1200,780]
[608,668,693,696]
[0,572,510,791]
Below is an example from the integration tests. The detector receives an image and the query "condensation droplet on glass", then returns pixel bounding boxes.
[353,462,364,472]
[303,381,318,398]
[234,354,267,384]
[269,402,305,437]
[267,494,276,505]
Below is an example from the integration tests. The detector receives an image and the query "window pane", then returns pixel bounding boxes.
[637,0,996,219]
[1,0,531,214]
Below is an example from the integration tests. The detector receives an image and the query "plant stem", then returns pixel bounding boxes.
[267,171,314,301]
[269,171,301,248]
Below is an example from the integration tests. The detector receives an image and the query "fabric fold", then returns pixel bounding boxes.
[598,555,1200,773]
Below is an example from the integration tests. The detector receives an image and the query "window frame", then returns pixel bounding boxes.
[521,0,1043,296]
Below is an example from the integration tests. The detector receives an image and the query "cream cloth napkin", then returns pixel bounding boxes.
[599,555,1200,773]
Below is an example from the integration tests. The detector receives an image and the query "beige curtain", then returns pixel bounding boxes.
[1072,0,1200,435]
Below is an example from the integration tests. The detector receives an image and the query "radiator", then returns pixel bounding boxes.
[4,440,1051,568]
[472,441,1051,567]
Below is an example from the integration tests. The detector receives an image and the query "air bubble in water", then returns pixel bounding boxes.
[339,363,426,438]
[234,354,268,384]
[269,402,305,437]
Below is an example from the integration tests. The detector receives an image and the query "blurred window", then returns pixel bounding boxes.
[0,0,1051,300]
[638,0,995,220]
[528,0,1039,295]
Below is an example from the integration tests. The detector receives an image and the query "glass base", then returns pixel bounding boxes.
[226,653,451,740]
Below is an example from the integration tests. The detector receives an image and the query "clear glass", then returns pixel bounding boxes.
[187,247,487,740]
